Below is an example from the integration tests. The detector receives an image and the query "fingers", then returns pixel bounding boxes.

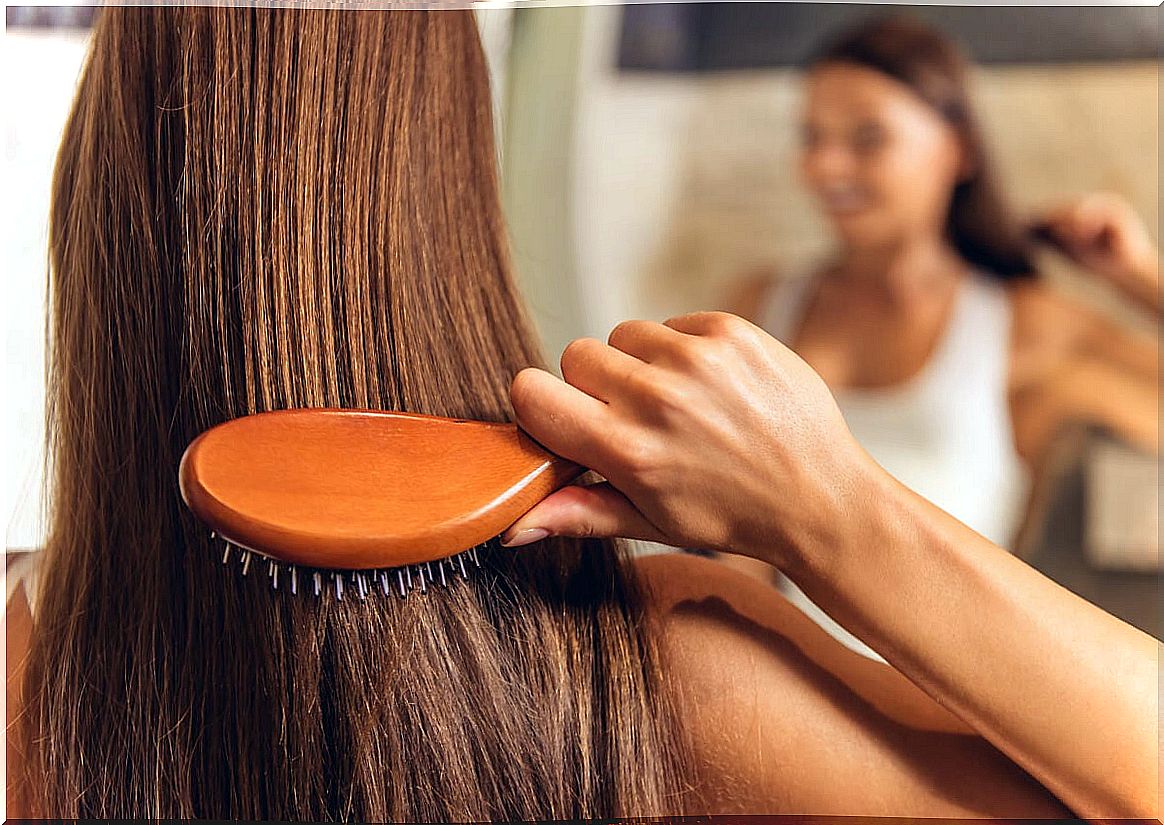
[1060,204,1107,245]
[559,337,642,404]
[1042,194,1129,249]
[510,367,616,471]
[500,482,669,546]
[606,319,688,363]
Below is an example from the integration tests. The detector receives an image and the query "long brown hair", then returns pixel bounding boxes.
[21,8,690,819]
[813,16,1035,279]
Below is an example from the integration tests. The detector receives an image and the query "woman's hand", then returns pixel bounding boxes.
[507,312,1160,818]
[503,311,873,572]
[1035,192,1160,314]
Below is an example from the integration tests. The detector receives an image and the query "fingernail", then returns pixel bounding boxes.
[500,527,550,548]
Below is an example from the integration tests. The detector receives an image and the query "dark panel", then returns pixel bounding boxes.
[619,2,1161,71]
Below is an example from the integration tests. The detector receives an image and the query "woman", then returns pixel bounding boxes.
[6,9,686,819]
[5,7,1154,819]
[725,17,1159,657]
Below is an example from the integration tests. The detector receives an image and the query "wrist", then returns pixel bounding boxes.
[1130,254,1159,291]
[1114,249,1160,300]
[760,442,893,579]
[780,458,958,660]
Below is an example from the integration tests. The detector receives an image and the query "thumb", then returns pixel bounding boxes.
[500,482,669,547]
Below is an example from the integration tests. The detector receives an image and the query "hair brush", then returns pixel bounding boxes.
[178,409,584,599]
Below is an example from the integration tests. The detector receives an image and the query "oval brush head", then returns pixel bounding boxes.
[179,409,583,595]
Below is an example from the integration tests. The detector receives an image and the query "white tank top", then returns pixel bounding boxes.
[758,272,1031,661]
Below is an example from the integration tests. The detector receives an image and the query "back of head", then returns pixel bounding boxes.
[27,8,688,819]
[814,16,1035,279]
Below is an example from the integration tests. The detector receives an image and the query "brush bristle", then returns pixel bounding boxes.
[216,537,487,600]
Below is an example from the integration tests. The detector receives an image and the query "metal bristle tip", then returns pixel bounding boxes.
[214,531,492,600]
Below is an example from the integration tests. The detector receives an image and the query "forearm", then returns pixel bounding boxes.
[780,462,1160,817]
[1056,357,1160,455]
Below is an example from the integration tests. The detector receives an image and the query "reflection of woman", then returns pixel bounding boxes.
[727,18,1159,658]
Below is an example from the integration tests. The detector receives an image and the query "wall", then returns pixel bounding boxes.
[4,30,92,551]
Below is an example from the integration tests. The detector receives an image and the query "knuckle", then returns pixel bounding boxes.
[702,311,741,337]
[691,338,729,373]
[718,312,755,342]
[617,438,659,477]
[647,377,691,414]
[682,310,753,349]
[712,315,766,358]
[623,362,668,403]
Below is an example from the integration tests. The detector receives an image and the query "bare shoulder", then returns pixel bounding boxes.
[1007,280,1096,351]
[6,558,35,818]
[632,552,969,732]
[1007,279,1071,314]
[1006,280,1112,402]
[634,551,845,654]
[630,552,1068,815]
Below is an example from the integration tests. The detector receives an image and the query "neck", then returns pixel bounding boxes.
[836,236,965,304]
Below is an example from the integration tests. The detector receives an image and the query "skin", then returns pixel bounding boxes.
[501,311,1160,816]
[6,564,33,817]
[731,63,1158,474]
[635,553,1068,815]
[1035,192,1161,316]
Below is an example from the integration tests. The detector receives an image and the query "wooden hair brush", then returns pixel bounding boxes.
[178,409,583,598]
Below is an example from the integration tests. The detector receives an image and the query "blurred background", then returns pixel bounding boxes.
[495,4,1157,350]
[495,2,1160,644]
[4,3,1159,640]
